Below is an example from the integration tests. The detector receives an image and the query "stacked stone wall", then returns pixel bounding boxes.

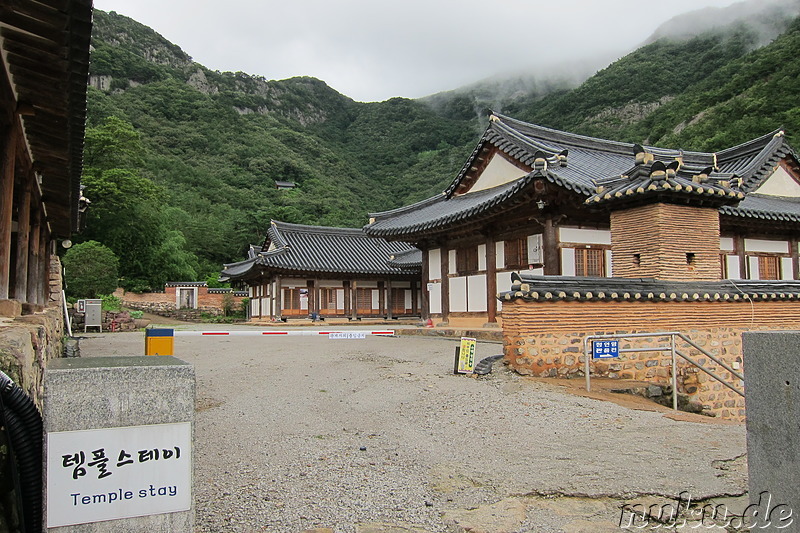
[502,298,800,421]
[0,257,66,408]
[116,287,246,319]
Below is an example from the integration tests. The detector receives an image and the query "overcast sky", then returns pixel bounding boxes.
[93,0,740,102]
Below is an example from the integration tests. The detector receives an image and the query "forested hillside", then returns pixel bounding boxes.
[84,10,478,289]
[81,6,800,291]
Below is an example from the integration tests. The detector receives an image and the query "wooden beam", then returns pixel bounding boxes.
[14,173,32,301]
[350,281,358,321]
[0,123,17,299]
[486,235,497,323]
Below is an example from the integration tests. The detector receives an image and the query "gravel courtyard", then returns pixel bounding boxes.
[80,327,748,532]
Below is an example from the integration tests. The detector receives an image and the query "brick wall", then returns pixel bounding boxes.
[611,203,721,280]
[501,298,800,421]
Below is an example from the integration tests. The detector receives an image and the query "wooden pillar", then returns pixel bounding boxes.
[378,281,386,317]
[543,216,561,276]
[386,280,393,320]
[343,280,351,318]
[350,281,358,321]
[735,234,747,279]
[0,124,17,300]
[440,247,450,324]
[26,205,41,304]
[790,238,798,280]
[486,235,497,323]
[275,275,282,320]
[412,279,419,317]
[14,176,32,302]
[313,280,320,317]
[420,249,429,321]
[39,227,49,305]
[306,279,316,318]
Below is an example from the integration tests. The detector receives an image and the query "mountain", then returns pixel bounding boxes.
[84,10,478,288]
[82,5,800,290]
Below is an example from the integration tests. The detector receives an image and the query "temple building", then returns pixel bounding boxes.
[363,113,800,327]
[220,220,422,321]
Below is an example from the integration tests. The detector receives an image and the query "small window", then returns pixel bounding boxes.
[575,248,606,277]
[504,238,528,269]
[686,253,696,265]
[456,246,479,274]
[355,288,373,311]
[320,288,338,310]
[633,253,641,266]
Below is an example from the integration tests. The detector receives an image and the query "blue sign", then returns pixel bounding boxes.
[593,340,619,359]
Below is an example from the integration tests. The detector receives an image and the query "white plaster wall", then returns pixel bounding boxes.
[782,257,794,280]
[448,249,457,275]
[371,290,379,309]
[429,283,442,314]
[495,241,505,269]
[394,281,411,289]
[404,291,412,309]
[528,234,543,264]
[318,280,344,288]
[358,281,379,289]
[726,256,742,279]
[749,257,760,279]
[336,290,345,309]
[450,277,468,312]
[559,227,611,245]
[429,248,442,280]
[468,275,487,312]
[284,279,307,288]
[496,272,510,312]
[561,248,576,276]
[754,165,800,197]
[478,244,487,270]
[745,239,789,254]
[605,249,613,277]
[468,153,527,193]
[720,237,735,252]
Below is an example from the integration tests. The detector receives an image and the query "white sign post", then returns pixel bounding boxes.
[46,422,192,528]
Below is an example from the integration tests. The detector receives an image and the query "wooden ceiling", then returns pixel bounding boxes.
[0,0,92,236]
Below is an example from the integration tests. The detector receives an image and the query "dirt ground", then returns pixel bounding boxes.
[79,327,749,532]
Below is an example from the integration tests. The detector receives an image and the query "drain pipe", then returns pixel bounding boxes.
[0,371,43,533]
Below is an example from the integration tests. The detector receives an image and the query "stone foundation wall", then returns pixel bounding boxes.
[0,257,65,408]
[502,299,800,421]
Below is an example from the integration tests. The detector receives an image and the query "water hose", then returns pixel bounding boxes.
[0,371,42,533]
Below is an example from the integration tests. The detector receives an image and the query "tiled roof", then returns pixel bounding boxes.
[585,153,744,208]
[500,273,800,303]
[365,175,540,238]
[366,114,798,239]
[165,281,207,287]
[220,221,421,281]
[721,194,800,223]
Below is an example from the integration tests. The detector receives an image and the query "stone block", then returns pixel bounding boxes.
[43,356,195,532]
[743,332,800,529]
[0,299,22,317]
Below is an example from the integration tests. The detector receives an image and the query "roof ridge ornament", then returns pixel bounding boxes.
[633,143,655,165]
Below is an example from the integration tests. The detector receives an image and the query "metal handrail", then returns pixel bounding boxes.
[584,332,745,412]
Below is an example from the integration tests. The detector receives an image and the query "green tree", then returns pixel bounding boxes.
[63,241,120,298]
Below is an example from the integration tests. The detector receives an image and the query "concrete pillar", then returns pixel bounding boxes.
[742,332,799,531]
[43,356,195,531]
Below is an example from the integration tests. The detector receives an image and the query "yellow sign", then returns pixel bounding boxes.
[456,337,477,374]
